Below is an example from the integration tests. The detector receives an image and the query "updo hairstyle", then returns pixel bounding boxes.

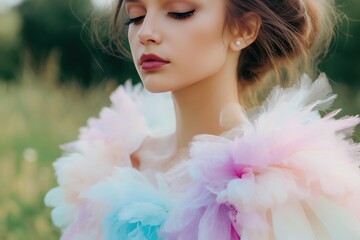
[110,0,338,107]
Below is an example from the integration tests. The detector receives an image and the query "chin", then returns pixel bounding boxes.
[141,76,173,93]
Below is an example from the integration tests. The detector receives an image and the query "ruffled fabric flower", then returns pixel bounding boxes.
[45,83,156,238]
[53,167,171,240]
[79,83,149,152]
[162,138,241,240]
[83,167,171,240]
[163,74,360,240]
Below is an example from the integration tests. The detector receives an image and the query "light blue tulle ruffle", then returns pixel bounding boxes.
[85,167,171,240]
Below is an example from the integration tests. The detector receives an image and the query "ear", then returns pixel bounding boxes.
[229,12,262,51]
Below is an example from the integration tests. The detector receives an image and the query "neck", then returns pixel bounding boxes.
[171,64,239,151]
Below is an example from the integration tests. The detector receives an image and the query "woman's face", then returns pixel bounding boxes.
[125,0,233,93]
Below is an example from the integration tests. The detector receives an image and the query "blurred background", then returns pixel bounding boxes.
[0,0,359,239]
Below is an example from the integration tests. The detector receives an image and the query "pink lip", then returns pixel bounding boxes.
[140,54,169,71]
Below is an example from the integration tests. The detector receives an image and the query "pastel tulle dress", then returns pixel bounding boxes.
[45,74,360,240]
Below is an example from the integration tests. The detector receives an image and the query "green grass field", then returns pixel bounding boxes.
[0,61,359,239]
[0,59,116,239]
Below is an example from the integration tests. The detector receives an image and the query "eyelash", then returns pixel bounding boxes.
[125,15,144,26]
[125,9,196,26]
[169,9,196,19]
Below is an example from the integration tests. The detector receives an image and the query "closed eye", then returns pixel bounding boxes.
[125,15,145,25]
[168,9,196,20]
[125,9,196,25]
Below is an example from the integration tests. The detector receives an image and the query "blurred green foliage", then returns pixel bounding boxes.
[18,0,94,83]
[0,10,22,80]
[0,0,138,86]
[320,0,360,87]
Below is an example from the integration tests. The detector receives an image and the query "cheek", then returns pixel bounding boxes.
[128,28,138,58]
[173,16,228,79]
[128,28,144,78]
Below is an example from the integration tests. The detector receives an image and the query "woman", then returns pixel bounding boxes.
[46,0,360,239]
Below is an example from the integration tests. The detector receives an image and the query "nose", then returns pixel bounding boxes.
[137,13,162,45]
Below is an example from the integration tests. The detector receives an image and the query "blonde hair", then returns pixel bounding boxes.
[110,0,339,107]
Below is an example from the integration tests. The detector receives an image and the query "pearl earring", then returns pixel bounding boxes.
[235,40,242,47]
